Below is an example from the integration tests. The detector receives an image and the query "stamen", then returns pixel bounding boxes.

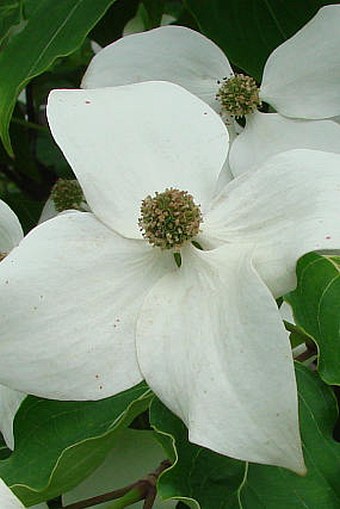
[138,188,202,250]
[216,73,261,117]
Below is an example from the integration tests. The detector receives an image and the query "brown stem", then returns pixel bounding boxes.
[143,460,171,509]
[143,488,157,509]
[62,460,172,509]
[62,484,139,509]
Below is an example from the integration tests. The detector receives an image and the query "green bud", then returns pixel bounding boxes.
[51,179,85,213]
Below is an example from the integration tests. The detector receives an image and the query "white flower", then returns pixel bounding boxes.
[81,5,340,176]
[0,82,339,473]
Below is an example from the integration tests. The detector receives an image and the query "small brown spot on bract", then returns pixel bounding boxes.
[99,385,103,390]
[203,112,207,115]
[95,374,99,379]
[85,100,91,104]
[325,235,331,240]
[5,280,8,284]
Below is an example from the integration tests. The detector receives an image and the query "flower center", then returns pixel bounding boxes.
[138,188,202,250]
[216,73,261,117]
[51,179,85,212]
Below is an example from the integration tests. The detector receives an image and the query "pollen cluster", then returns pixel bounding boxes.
[51,179,84,213]
[138,188,202,250]
[216,73,261,117]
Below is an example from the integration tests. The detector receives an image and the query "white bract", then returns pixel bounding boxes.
[0,82,340,474]
[0,385,25,450]
[0,200,23,256]
[82,5,340,176]
[0,200,25,450]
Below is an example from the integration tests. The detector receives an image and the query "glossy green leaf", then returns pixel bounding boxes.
[0,0,117,156]
[150,399,246,508]
[286,252,340,385]
[238,365,340,508]
[0,383,152,506]
[151,365,340,508]
[184,0,336,80]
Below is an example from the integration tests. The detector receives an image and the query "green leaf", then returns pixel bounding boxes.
[286,252,340,385]
[0,383,152,506]
[0,0,118,156]
[184,0,336,80]
[150,399,246,508]
[0,0,23,46]
[22,0,45,18]
[238,364,340,508]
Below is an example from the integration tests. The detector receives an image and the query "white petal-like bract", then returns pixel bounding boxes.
[0,212,173,399]
[0,386,25,450]
[137,245,305,473]
[260,5,340,119]
[47,83,228,239]
[229,112,340,176]
[0,200,23,253]
[202,149,340,297]
[82,26,231,111]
